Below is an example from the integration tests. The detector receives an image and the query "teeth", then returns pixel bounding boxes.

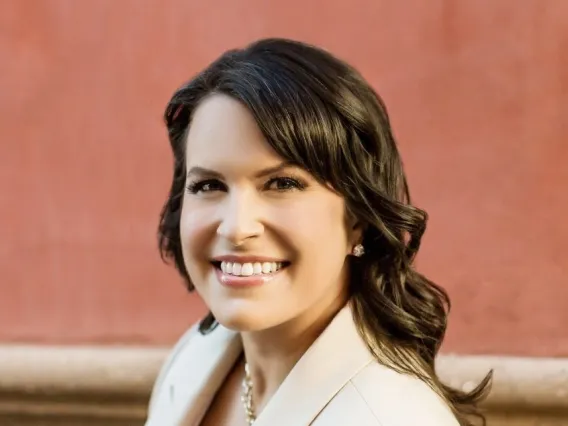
[241,263,254,276]
[221,262,233,274]
[232,263,242,275]
[220,261,284,276]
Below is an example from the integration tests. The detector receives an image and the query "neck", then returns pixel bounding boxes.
[239,293,349,412]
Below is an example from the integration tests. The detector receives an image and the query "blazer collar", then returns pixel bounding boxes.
[174,302,375,426]
[171,325,241,426]
[253,304,375,426]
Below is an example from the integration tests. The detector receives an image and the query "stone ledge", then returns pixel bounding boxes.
[0,345,161,425]
[437,354,568,413]
[0,345,566,425]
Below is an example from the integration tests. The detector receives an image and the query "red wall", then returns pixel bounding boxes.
[1,0,567,356]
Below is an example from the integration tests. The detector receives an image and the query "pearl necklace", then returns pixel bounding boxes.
[241,362,256,425]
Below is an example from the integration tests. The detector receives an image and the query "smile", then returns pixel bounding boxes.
[219,261,285,276]
[211,257,291,288]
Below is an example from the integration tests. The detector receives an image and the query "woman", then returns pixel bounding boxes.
[146,38,491,426]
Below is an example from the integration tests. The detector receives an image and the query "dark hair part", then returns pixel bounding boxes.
[158,38,492,425]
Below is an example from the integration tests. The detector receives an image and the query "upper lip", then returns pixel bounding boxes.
[212,255,288,263]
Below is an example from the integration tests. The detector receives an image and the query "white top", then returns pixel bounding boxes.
[145,304,459,426]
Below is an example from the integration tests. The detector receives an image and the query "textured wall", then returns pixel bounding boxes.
[1,0,566,355]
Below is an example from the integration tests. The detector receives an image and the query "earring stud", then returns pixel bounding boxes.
[352,244,365,257]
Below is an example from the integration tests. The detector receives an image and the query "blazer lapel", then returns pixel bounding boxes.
[171,326,242,426]
[166,303,374,426]
[253,304,374,426]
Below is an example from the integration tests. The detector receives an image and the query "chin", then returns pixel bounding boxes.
[212,305,282,332]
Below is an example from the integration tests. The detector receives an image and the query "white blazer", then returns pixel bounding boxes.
[145,304,459,426]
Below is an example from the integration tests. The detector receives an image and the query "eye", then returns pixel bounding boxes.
[186,179,226,194]
[264,176,306,192]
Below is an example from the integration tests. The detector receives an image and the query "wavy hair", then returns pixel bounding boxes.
[158,38,492,425]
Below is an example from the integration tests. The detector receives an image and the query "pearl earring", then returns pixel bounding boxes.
[352,244,365,257]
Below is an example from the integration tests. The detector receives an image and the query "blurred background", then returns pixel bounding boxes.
[1,0,567,425]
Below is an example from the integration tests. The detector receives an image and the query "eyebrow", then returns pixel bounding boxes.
[186,161,296,180]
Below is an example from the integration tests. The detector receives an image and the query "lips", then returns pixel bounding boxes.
[211,254,288,263]
[210,255,290,287]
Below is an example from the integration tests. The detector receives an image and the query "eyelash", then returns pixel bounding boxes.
[266,176,307,191]
[186,179,225,194]
[186,176,307,194]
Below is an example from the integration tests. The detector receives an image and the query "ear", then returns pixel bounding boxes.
[351,222,364,246]
[346,217,365,255]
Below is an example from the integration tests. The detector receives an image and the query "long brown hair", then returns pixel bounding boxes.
[158,38,492,425]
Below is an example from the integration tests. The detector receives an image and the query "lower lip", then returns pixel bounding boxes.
[214,267,283,288]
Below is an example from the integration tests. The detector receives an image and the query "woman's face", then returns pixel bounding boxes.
[180,94,360,332]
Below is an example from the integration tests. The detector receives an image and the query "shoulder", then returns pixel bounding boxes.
[344,362,459,426]
[146,320,239,420]
[147,323,200,414]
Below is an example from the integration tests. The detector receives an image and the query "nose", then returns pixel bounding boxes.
[216,190,264,246]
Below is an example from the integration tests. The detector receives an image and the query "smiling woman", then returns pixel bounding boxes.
[149,38,492,426]
[179,94,355,336]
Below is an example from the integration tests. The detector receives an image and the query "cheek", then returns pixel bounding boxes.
[280,197,349,260]
[280,201,349,300]
[179,200,215,267]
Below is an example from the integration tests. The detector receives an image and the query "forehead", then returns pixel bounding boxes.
[185,94,282,170]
